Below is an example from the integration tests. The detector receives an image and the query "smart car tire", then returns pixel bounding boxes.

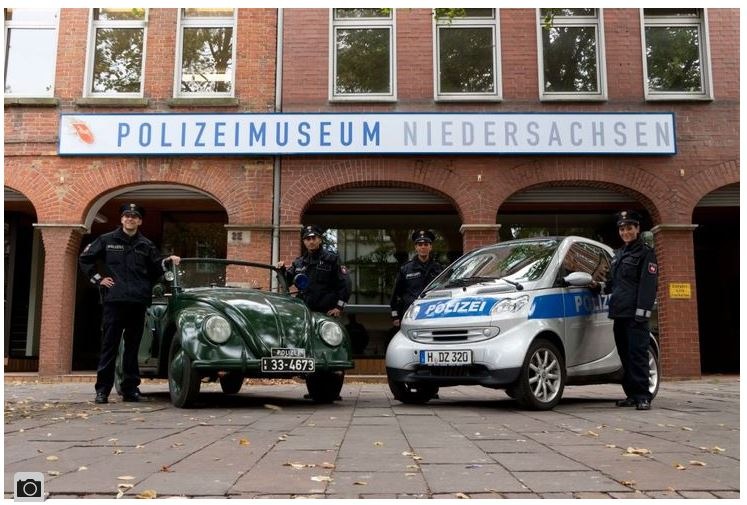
[219,373,244,394]
[648,341,660,399]
[388,380,439,404]
[305,371,345,403]
[168,337,201,408]
[514,338,566,410]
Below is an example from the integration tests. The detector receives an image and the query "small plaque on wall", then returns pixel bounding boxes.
[228,230,251,245]
[669,283,692,299]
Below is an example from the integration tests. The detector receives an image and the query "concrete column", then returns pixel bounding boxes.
[651,224,701,379]
[459,224,501,252]
[34,224,86,376]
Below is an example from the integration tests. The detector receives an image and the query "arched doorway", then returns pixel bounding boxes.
[4,187,43,372]
[303,186,462,367]
[693,183,739,374]
[73,185,228,370]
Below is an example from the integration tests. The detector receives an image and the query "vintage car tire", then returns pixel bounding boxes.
[514,338,566,411]
[168,337,201,408]
[388,379,438,404]
[114,339,125,395]
[219,373,244,394]
[648,341,660,400]
[305,371,345,403]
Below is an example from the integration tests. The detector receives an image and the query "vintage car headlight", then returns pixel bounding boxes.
[203,315,232,344]
[491,295,530,315]
[320,321,344,346]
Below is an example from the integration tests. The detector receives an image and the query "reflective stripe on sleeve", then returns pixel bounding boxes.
[635,308,651,318]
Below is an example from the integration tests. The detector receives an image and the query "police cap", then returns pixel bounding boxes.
[120,203,145,218]
[615,210,641,227]
[302,225,323,239]
[412,229,435,244]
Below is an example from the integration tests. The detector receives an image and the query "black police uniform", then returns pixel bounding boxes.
[603,220,658,405]
[285,227,349,313]
[79,224,168,399]
[390,231,444,321]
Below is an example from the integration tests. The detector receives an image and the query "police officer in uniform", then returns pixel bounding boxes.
[79,204,180,404]
[277,225,349,317]
[595,210,658,410]
[390,230,444,327]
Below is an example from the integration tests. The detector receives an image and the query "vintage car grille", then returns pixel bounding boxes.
[408,327,498,343]
[414,364,490,378]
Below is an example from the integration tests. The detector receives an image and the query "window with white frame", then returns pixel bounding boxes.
[176,8,235,96]
[4,8,59,97]
[537,8,606,100]
[331,8,395,100]
[86,8,147,96]
[642,9,711,100]
[434,8,501,101]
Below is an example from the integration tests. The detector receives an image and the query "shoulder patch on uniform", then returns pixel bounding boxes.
[648,262,658,274]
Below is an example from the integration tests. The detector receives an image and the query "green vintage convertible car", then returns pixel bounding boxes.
[115,258,354,408]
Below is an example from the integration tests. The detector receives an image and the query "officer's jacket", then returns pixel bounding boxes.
[79,227,166,305]
[285,248,349,313]
[390,257,444,319]
[604,238,658,320]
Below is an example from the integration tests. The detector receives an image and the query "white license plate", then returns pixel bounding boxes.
[419,350,472,366]
[261,357,315,372]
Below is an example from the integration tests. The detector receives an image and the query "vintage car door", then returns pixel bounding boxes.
[559,241,615,368]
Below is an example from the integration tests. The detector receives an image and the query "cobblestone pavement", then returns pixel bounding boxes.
[4,376,740,499]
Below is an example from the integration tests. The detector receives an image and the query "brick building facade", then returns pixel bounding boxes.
[4,8,739,379]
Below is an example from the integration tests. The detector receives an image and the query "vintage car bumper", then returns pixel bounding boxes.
[191,358,354,374]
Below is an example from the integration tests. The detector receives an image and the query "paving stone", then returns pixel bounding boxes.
[492,451,590,471]
[678,490,717,498]
[474,438,550,453]
[575,491,613,498]
[712,491,740,498]
[608,491,650,499]
[326,470,428,495]
[499,492,541,499]
[513,471,628,493]
[644,490,682,498]
[233,449,336,494]
[415,446,494,464]
[420,463,527,493]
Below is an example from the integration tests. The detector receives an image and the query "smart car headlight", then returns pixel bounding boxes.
[491,295,530,315]
[203,315,231,344]
[320,321,344,346]
[403,304,420,321]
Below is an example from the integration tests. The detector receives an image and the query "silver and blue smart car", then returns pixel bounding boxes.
[385,236,660,410]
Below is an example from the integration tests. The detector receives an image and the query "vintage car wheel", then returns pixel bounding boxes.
[113,339,125,395]
[168,337,201,408]
[648,341,660,399]
[305,371,345,403]
[514,338,566,410]
[388,379,438,404]
[219,373,244,394]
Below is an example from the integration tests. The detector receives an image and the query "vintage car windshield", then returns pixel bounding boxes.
[427,239,560,291]
[171,259,287,293]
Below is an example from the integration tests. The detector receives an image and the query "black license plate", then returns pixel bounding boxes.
[261,357,315,372]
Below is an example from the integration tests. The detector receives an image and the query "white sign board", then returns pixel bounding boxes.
[58,113,676,156]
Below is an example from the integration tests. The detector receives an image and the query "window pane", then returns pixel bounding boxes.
[439,27,494,93]
[94,8,145,21]
[644,9,699,17]
[461,8,494,18]
[91,27,143,93]
[4,28,56,95]
[645,26,702,92]
[183,8,234,18]
[6,8,58,24]
[542,26,598,92]
[181,27,233,93]
[540,8,595,17]
[335,8,390,19]
[336,28,390,94]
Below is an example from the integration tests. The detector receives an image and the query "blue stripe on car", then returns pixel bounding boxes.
[529,291,608,319]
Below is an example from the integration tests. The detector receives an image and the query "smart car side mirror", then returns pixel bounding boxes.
[563,272,593,287]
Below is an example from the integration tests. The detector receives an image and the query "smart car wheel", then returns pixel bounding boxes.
[648,341,660,400]
[305,371,345,403]
[219,373,244,394]
[388,379,438,405]
[515,338,566,410]
[168,337,201,408]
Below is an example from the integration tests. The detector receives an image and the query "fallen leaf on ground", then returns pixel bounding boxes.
[689,460,707,466]
[239,438,250,446]
[373,441,384,447]
[136,489,157,499]
[113,449,124,455]
[624,447,651,456]
[673,463,686,470]
[454,492,470,499]
[264,404,282,411]
[278,435,288,441]
[45,455,59,461]
[711,446,726,453]
[320,462,335,469]
[160,465,173,472]
[47,471,60,476]
[117,476,135,481]
[681,426,693,431]
[407,464,419,470]
[285,462,313,470]
[353,481,367,486]
[621,480,636,487]
[605,444,617,448]
[310,475,333,482]
[78,466,88,471]
[586,431,599,437]
[171,442,184,448]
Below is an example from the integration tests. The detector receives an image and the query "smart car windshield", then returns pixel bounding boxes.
[170,258,288,293]
[428,240,559,291]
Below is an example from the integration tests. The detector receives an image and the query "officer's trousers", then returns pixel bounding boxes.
[613,318,652,402]
[96,302,147,396]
